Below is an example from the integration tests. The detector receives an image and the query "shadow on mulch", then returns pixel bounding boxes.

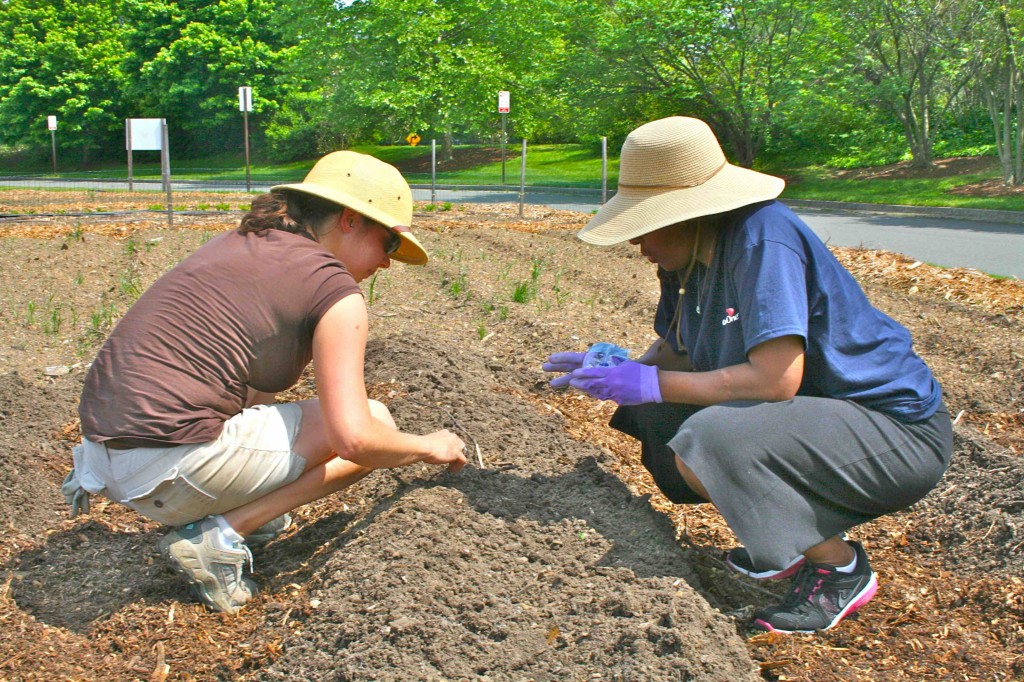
[11,521,169,632]
[8,504,367,635]
[447,456,700,581]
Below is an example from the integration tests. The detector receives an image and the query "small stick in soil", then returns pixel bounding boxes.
[439,408,483,468]
[407,398,484,468]
[150,642,169,682]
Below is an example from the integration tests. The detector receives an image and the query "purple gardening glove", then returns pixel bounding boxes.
[542,351,586,389]
[569,361,663,406]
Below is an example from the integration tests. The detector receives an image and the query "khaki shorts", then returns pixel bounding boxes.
[72,403,306,527]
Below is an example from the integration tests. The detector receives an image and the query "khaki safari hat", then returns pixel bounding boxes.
[579,117,785,246]
[273,150,428,265]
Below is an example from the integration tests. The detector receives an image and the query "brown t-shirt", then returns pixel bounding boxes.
[79,228,362,446]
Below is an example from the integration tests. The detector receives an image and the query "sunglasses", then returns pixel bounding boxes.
[382,225,402,255]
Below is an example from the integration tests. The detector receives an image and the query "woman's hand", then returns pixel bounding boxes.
[421,429,468,473]
[569,361,663,406]
[542,351,586,388]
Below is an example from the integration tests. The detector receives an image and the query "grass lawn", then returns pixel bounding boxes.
[779,164,1024,212]
[399,144,618,187]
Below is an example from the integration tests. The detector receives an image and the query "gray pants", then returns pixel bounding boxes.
[610,397,952,570]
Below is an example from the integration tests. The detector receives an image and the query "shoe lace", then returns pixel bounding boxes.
[215,530,254,574]
[216,542,253,598]
[780,564,832,608]
[238,542,254,573]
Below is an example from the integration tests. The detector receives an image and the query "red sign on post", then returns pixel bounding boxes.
[497,90,510,114]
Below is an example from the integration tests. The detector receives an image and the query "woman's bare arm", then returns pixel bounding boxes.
[312,294,465,471]
[657,335,805,405]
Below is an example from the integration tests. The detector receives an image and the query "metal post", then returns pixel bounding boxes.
[161,120,172,227]
[601,136,608,205]
[239,86,253,192]
[431,139,437,205]
[243,108,251,192]
[501,113,507,185]
[126,120,134,192]
[50,130,57,175]
[518,139,527,218]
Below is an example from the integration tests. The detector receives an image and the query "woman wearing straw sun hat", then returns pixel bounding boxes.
[543,117,952,633]
[65,150,467,613]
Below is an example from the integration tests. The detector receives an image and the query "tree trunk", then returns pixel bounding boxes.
[1015,65,1023,186]
[900,93,933,169]
[713,115,761,168]
[985,67,1016,185]
[79,139,92,167]
[984,10,1023,187]
[733,133,757,168]
[442,130,454,163]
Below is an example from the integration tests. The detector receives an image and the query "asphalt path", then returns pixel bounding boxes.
[424,186,1023,279]
[794,207,1024,279]
[3,178,1021,278]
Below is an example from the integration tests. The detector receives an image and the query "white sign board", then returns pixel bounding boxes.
[498,90,510,114]
[47,115,57,131]
[239,86,253,112]
[126,118,165,150]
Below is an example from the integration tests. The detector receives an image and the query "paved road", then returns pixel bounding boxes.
[470,188,1023,280]
[437,186,1023,279]
[3,178,1021,278]
[794,207,1024,279]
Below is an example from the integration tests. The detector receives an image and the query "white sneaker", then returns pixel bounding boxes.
[159,516,255,613]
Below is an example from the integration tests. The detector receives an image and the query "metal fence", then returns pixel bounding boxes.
[0,177,609,224]
[0,140,613,221]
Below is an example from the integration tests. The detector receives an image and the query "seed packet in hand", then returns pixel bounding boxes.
[583,342,630,368]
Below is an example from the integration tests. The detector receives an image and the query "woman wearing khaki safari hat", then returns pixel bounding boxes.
[65,150,467,613]
[543,117,952,633]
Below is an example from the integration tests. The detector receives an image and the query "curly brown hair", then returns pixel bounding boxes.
[238,190,344,238]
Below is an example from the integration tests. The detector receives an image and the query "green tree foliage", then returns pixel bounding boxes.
[0,0,1014,172]
[0,0,128,164]
[841,0,988,168]
[757,4,901,167]
[553,1,675,147]
[119,0,294,158]
[562,0,826,167]
[279,0,569,160]
[974,2,1023,184]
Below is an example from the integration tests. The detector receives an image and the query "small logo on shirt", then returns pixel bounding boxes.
[721,308,739,326]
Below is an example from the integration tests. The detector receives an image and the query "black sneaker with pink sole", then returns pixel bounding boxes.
[752,540,878,633]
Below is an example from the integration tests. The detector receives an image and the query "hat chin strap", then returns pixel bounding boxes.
[663,224,701,353]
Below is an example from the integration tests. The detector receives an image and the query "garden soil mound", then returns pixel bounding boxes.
[0,203,1021,680]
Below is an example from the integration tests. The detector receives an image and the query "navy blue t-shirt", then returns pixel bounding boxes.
[654,201,942,423]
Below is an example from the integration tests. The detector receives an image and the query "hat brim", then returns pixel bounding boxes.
[579,164,785,246]
[271,181,428,265]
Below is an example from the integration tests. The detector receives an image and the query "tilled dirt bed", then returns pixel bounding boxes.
[0,203,1021,681]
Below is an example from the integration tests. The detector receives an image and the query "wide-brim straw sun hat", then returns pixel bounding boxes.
[273,150,428,265]
[579,117,785,246]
